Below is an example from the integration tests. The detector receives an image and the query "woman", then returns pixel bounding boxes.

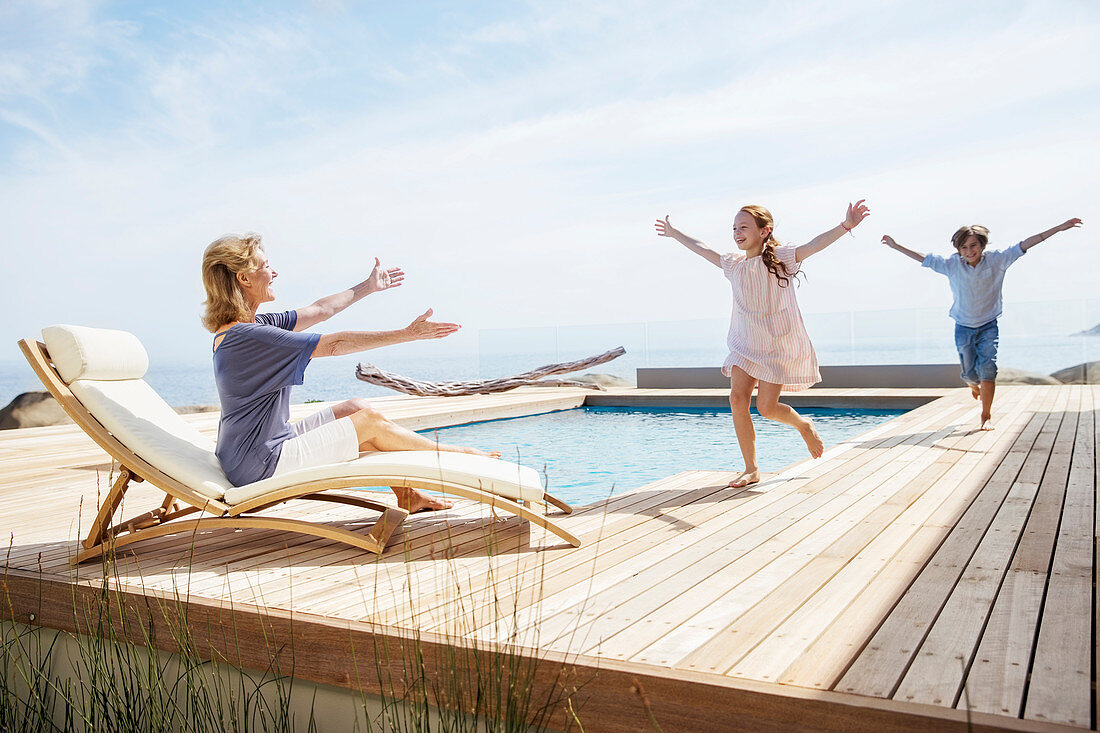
[201,232,497,512]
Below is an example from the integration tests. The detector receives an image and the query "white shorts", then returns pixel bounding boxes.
[273,407,360,476]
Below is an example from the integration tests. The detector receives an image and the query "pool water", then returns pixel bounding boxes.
[420,406,904,505]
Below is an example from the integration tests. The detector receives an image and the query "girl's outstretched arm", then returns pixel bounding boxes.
[655,216,722,267]
[1020,218,1083,252]
[295,257,405,331]
[881,235,927,263]
[795,200,870,262]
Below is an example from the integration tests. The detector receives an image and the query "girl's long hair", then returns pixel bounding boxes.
[201,233,264,333]
[740,204,797,287]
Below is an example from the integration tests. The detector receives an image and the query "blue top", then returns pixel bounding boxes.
[212,310,320,486]
[922,243,1025,328]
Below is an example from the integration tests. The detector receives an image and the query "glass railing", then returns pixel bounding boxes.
[477,297,1100,384]
[3,298,1096,412]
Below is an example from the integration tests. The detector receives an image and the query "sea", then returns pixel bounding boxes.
[3,316,1096,410]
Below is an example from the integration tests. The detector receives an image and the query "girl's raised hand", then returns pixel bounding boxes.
[1060,217,1084,232]
[843,199,871,230]
[655,215,679,238]
[881,234,897,248]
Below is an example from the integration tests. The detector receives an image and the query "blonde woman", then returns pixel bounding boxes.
[656,201,870,488]
[201,233,497,512]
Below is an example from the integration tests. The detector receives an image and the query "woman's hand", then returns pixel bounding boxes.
[404,309,461,341]
[881,234,898,249]
[843,200,870,230]
[366,258,405,294]
[1059,217,1084,232]
[654,215,681,239]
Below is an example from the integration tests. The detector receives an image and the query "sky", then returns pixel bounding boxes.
[1,0,1098,365]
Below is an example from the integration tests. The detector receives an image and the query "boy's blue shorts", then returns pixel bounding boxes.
[955,319,999,386]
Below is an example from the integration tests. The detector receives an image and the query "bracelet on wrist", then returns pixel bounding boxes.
[841,223,854,237]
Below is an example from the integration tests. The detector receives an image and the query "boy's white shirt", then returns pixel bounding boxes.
[921,243,1026,328]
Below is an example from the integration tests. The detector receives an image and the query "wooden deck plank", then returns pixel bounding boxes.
[693,404,994,677]
[775,386,1044,691]
[835,387,1063,699]
[739,386,1039,686]
[527,397,972,656]
[889,387,1073,707]
[624,398,977,668]
[1022,386,1094,728]
[962,386,1089,719]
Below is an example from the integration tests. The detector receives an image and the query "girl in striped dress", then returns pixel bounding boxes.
[655,201,870,488]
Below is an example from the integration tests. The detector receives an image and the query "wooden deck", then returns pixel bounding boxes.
[2,385,1096,732]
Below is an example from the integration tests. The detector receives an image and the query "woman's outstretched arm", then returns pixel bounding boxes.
[881,235,927,263]
[1020,218,1083,252]
[655,216,722,267]
[795,200,870,262]
[295,257,405,331]
[311,308,459,358]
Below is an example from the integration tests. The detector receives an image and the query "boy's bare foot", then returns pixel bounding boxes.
[979,416,995,431]
[800,419,824,458]
[394,486,454,513]
[970,384,981,400]
[729,470,760,488]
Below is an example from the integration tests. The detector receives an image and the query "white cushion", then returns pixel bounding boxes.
[225,450,545,506]
[70,379,230,502]
[43,324,149,382]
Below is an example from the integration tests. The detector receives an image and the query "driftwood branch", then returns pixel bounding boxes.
[356,347,626,397]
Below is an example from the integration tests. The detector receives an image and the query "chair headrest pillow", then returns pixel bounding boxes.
[42,324,150,383]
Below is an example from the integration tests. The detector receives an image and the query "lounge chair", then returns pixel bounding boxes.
[18,325,579,565]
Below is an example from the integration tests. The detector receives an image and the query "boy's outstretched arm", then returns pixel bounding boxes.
[655,216,722,267]
[795,200,870,262]
[1020,218,1083,252]
[881,235,927,263]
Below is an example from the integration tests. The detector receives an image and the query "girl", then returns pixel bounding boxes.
[655,201,870,488]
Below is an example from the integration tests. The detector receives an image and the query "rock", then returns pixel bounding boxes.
[1050,362,1100,384]
[1071,323,1100,336]
[0,391,73,429]
[174,405,219,414]
[996,368,1061,385]
[571,373,634,388]
[0,392,220,430]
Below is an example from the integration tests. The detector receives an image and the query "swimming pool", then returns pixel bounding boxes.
[419,406,904,505]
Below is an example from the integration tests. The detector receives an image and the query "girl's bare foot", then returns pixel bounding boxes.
[970,384,981,400]
[729,470,760,488]
[394,486,454,513]
[800,419,824,458]
[979,415,995,431]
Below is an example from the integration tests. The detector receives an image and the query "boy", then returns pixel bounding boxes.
[882,217,1082,430]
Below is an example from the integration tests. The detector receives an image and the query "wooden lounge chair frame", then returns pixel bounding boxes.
[19,338,579,565]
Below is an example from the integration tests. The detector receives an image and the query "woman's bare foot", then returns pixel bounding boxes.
[463,446,502,459]
[979,415,995,431]
[437,442,502,459]
[729,470,760,488]
[800,419,824,458]
[970,384,981,400]
[394,486,454,513]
